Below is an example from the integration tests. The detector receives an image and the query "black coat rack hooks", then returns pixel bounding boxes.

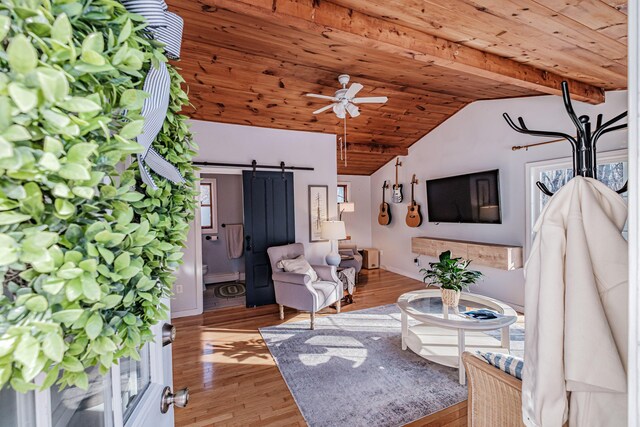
[503,81,628,197]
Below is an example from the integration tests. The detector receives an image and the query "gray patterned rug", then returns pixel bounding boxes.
[260,303,524,427]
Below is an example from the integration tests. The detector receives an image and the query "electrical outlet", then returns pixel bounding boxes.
[176,284,183,294]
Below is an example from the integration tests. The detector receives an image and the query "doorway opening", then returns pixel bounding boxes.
[199,171,246,312]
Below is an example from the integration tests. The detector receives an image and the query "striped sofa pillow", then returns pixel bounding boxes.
[477,351,524,380]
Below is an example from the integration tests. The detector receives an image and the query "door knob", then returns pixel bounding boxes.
[160,386,189,414]
[245,235,252,251]
[162,323,176,346]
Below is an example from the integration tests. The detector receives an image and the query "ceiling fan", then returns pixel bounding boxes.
[305,74,388,119]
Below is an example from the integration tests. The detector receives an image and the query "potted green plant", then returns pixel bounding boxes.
[420,250,483,307]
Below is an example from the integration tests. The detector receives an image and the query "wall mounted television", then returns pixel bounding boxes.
[426,169,502,224]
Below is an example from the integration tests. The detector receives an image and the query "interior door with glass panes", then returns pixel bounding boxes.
[1,304,182,427]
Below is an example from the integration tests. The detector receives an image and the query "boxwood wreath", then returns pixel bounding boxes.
[0,0,196,392]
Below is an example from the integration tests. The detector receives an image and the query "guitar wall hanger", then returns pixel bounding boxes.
[503,81,628,197]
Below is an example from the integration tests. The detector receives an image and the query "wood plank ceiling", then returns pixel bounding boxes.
[168,0,627,175]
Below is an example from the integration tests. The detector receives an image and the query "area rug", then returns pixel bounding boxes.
[203,282,246,311]
[260,303,524,427]
[213,282,246,298]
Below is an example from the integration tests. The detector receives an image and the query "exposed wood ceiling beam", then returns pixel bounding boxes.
[200,0,605,104]
[173,7,536,100]
[345,142,409,156]
[330,0,627,87]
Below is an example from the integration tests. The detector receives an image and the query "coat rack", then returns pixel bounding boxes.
[503,81,628,197]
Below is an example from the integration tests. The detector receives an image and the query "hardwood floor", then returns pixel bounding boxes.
[172,269,468,426]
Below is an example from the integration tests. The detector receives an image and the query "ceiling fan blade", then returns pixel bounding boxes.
[306,93,338,101]
[346,103,360,118]
[312,104,335,115]
[344,82,363,99]
[351,96,388,104]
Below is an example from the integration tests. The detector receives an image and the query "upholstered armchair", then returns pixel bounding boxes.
[338,243,362,281]
[267,243,342,329]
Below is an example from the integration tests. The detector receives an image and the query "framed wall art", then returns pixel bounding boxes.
[308,185,329,242]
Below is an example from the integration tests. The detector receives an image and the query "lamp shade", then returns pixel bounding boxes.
[321,220,346,240]
[338,202,355,213]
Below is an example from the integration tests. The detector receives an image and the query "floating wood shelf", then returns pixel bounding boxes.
[411,237,523,271]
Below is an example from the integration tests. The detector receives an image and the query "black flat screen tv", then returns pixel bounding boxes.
[426,169,502,224]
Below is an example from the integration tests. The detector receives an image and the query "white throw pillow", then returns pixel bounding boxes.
[276,255,318,282]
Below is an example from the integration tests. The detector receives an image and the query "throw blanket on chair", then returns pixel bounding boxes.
[523,176,628,427]
[338,267,356,295]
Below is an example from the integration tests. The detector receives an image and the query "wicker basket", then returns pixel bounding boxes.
[441,288,461,307]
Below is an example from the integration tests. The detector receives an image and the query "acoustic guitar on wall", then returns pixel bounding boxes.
[378,180,392,225]
[392,158,403,203]
[406,174,423,227]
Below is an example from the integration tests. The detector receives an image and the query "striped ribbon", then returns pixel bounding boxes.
[121,0,186,189]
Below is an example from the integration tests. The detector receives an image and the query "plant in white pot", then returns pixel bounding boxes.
[420,250,483,307]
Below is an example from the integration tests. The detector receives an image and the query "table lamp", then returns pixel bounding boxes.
[321,220,346,266]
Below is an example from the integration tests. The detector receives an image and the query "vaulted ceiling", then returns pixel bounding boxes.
[168,0,627,175]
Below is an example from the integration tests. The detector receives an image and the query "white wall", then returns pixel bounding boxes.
[172,121,337,317]
[338,174,372,248]
[368,91,628,311]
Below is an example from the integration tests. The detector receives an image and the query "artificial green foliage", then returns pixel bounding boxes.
[420,251,483,292]
[0,0,196,392]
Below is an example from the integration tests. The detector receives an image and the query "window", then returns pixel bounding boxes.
[0,388,35,427]
[337,184,348,203]
[51,365,111,427]
[121,345,151,423]
[199,180,218,233]
[526,150,628,254]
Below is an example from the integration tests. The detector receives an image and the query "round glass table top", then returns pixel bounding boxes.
[397,289,517,330]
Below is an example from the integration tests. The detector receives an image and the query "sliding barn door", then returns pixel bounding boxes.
[243,171,295,306]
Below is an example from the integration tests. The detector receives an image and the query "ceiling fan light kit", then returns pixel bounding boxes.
[306,74,388,167]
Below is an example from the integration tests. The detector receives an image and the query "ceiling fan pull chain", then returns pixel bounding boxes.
[338,136,343,161]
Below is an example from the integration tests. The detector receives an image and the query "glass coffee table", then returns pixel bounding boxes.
[397,289,517,385]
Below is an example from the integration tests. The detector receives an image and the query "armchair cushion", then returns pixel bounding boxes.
[311,280,341,309]
[272,271,312,285]
[276,255,318,282]
[311,264,338,282]
[478,351,524,380]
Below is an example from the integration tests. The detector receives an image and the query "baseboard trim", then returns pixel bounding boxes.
[171,307,203,319]
[382,265,423,282]
[204,272,245,284]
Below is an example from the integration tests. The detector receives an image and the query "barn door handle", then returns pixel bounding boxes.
[245,235,252,251]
